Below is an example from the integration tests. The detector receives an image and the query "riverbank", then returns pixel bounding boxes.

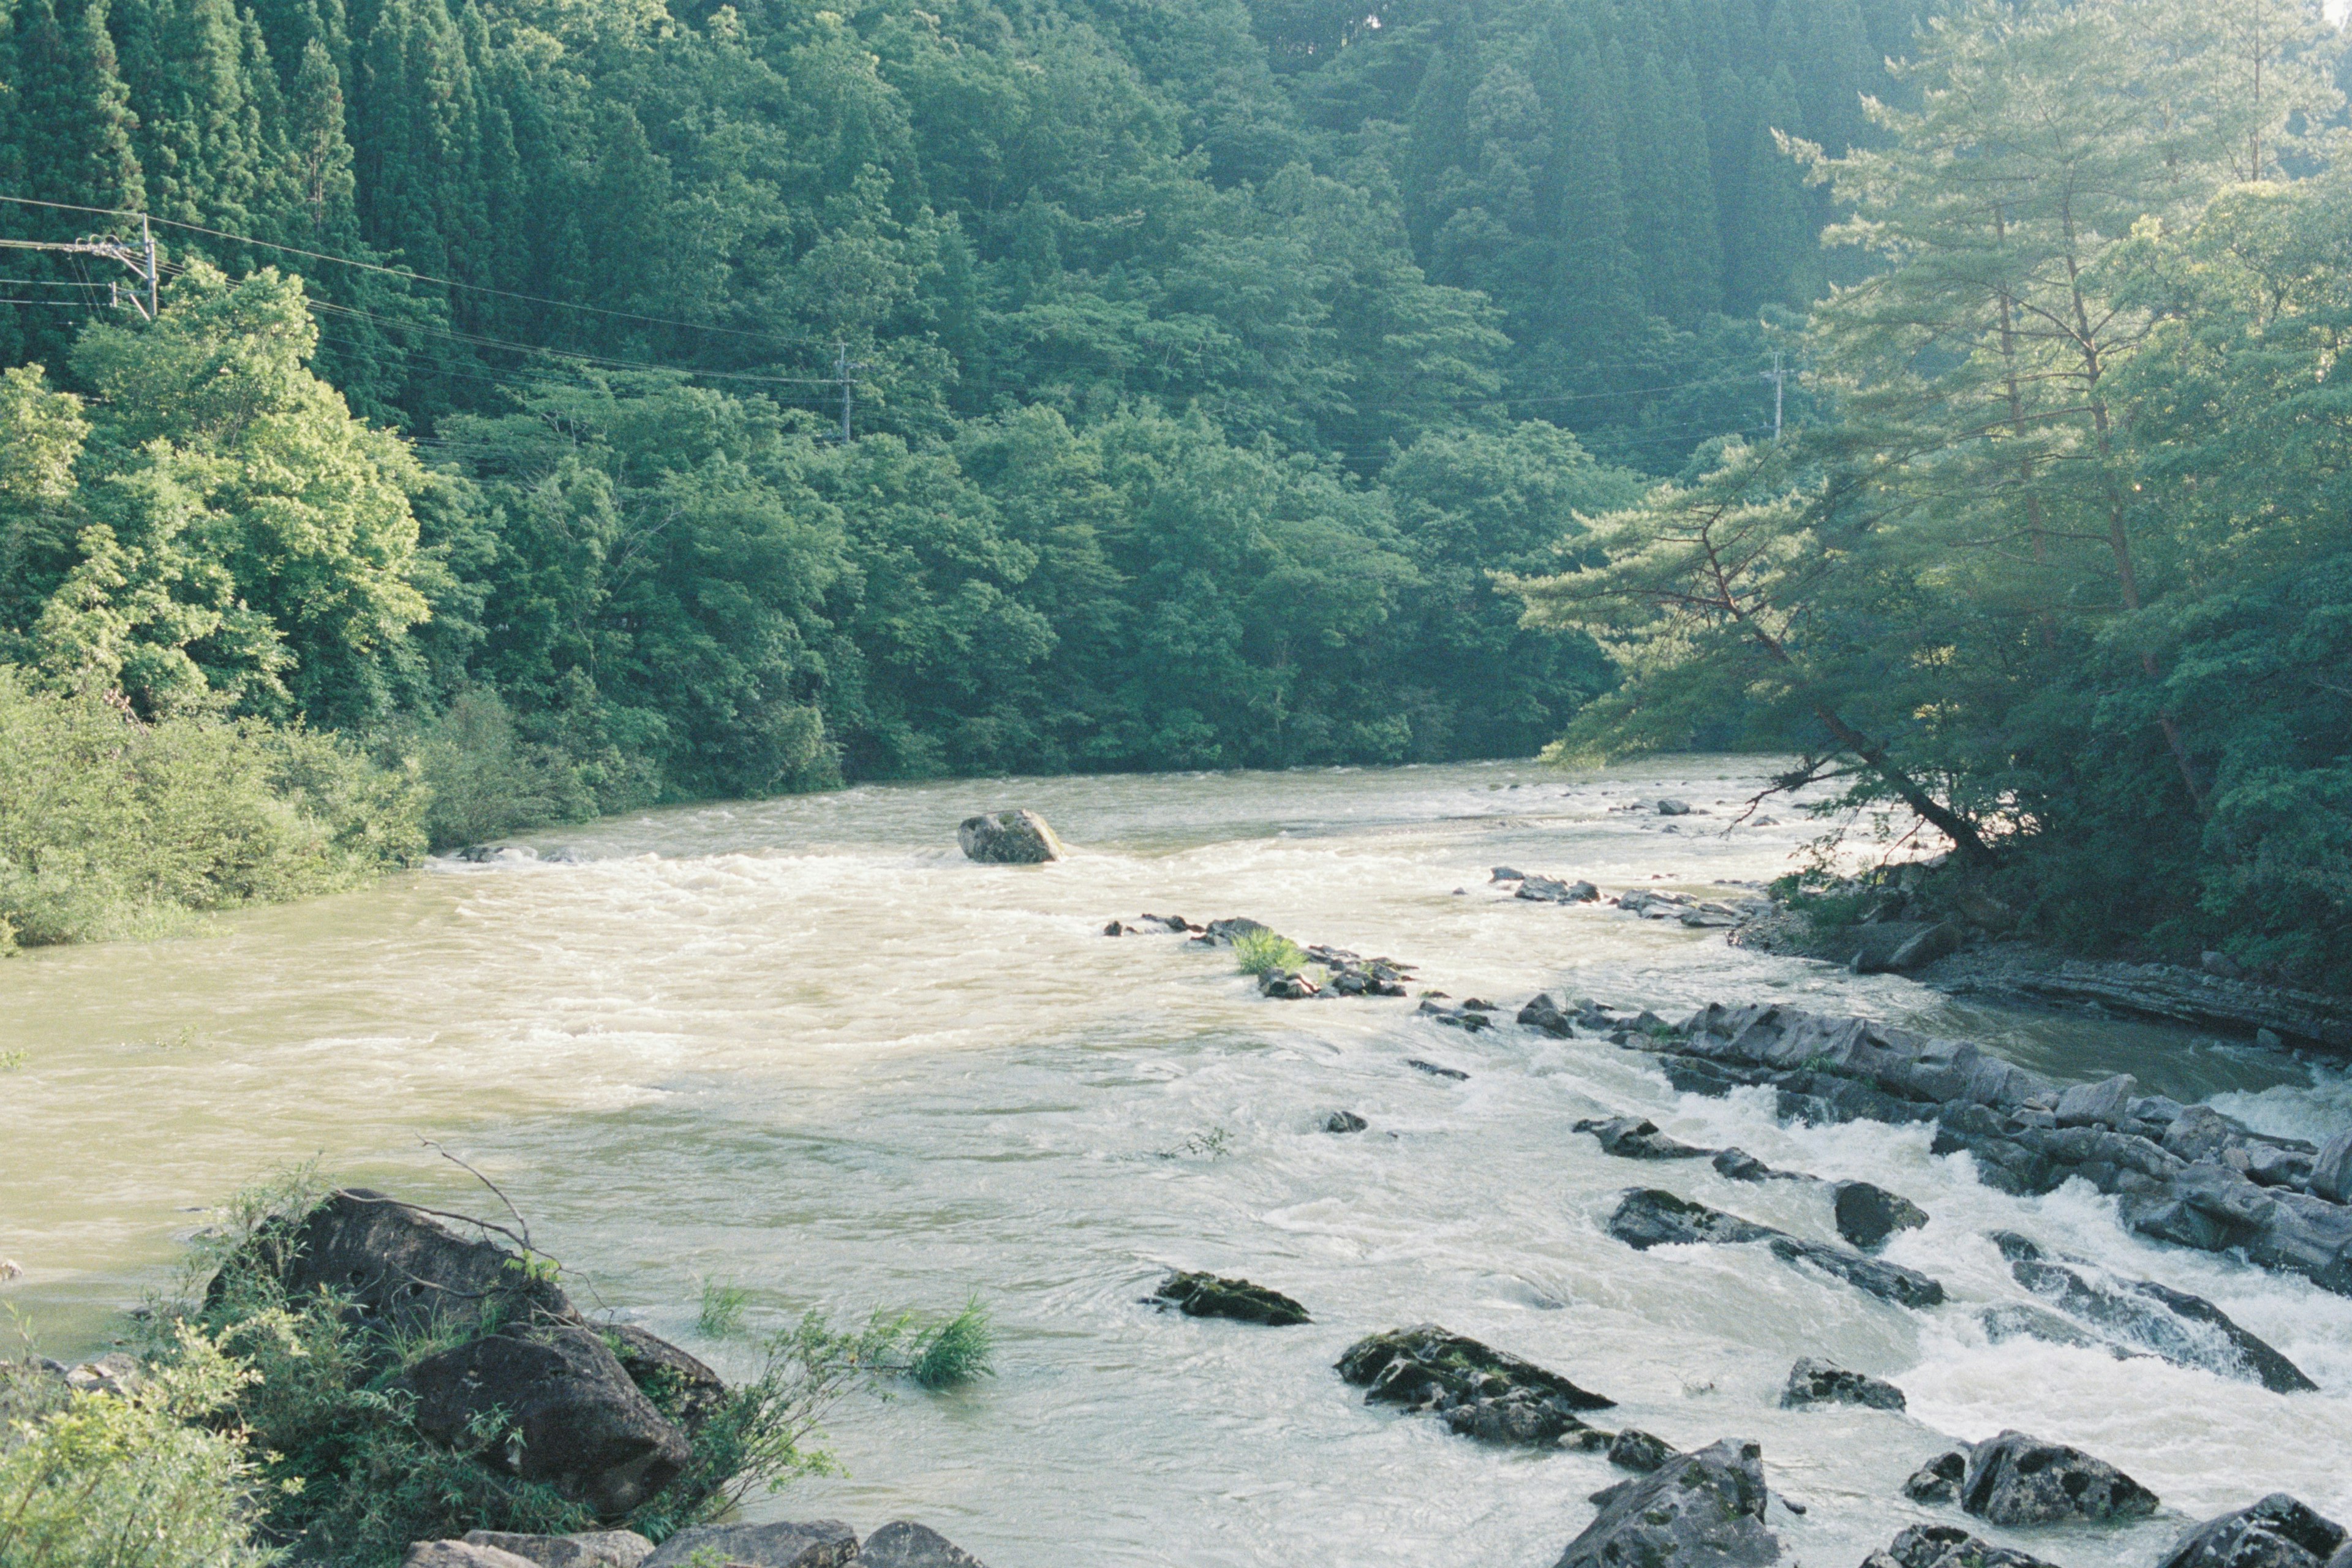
[4,759,2346,1566]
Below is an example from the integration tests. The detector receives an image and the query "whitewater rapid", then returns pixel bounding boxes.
[3,758,2346,1567]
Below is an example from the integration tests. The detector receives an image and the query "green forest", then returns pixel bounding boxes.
[0,0,2346,986]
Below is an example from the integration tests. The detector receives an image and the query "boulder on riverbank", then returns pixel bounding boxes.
[1554,1438,1777,1568]
[1606,1189,1947,1308]
[2158,1495,2346,1568]
[462,1531,654,1568]
[1338,1324,1613,1448]
[860,1521,990,1568]
[213,1189,718,1522]
[1149,1271,1310,1325]
[956,810,1065,864]
[1958,1430,2159,1525]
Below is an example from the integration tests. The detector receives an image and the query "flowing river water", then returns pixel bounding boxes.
[5,758,2351,1568]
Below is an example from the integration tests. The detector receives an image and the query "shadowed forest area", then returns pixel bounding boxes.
[0,0,2346,986]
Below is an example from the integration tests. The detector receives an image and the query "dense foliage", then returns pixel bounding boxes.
[0,0,1905,845]
[1517,0,2352,986]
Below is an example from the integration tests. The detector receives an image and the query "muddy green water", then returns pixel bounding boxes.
[3,758,2347,1567]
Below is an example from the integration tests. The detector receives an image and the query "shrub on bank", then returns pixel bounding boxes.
[0,668,425,949]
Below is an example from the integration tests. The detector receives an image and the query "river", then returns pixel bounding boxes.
[4,758,2348,1567]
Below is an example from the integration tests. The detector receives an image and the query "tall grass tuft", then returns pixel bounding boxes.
[697,1280,750,1338]
[1231,928,1309,978]
[907,1298,995,1389]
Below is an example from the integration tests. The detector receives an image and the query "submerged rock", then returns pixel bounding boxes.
[956,809,1064,864]
[859,1522,989,1568]
[1519,875,1601,903]
[642,1521,859,1568]
[1577,1116,1709,1161]
[1324,1110,1368,1133]
[1553,1438,1777,1568]
[2157,1495,2346,1568]
[1338,1324,1613,1449]
[1779,1357,1904,1411]
[1150,1271,1310,1325]
[1408,1058,1470,1080]
[1833,1182,1929,1251]
[1960,1430,2159,1525]
[1990,1232,2316,1393]
[462,1532,654,1568]
[1606,1189,1947,1308]
[1863,1525,2060,1568]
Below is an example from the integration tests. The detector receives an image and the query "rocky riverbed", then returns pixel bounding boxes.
[5,759,2348,1567]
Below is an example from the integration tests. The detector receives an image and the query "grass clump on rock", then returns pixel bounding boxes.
[1231,929,1310,978]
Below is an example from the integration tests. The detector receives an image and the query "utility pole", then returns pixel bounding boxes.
[0,219,161,319]
[834,341,866,443]
[1760,350,1787,442]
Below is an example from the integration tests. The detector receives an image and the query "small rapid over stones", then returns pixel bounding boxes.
[5,758,2351,1567]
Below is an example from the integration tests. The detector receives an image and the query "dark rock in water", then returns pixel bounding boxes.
[1338,1324,1613,1449]
[1863,1525,2060,1568]
[1905,1451,1968,1504]
[1844,922,1948,974]
[402,1324,692,1519]
[602,1324,729,1434]
[1520,995,1578,1036]
[1261,970,1319,999]
[859,1521,989,1568]
[2157,1495,2346,1568]
[956,809,1064,864]
[1605,1189,1947,1308]
[1150,1271,1310,1325]
[1102,920,1125,935]
[1608,1188,1776,1249]
[1608,1428,1676,1472]
[462,1532,654,1568]
[1493,866,1528,882]
[1989,1232,2317,1393]
[1577,1116,1708,1161]
[213,1188,568,1340]
[1712,1149,1785,1183]
[1418,998,1493,1031]
[1553,1438,1777,1568]
[642,1521,858,1568]
[1408,1058,1469,1080]
[1519,875,1601,903]
[1779,1357,1904,1411]
[1200,916,1272,944]
[1888,922,1964,972]
[1834,1182,1929,1251]
[1656,798,1694,816]
[1325,1110,1367,1133]
[1961,1430,2159,1525]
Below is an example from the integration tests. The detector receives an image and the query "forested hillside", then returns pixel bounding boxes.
[0,0,1909,818]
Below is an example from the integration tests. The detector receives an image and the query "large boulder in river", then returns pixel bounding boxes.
[1554,1438,1777,1568]
[403,1324,692,1519]
[2157,1496,2346,1568]
[956,810,1065,863]
[1959,1430,2158,1525]
[643,1521,859,1568]
[1863,1525,2059,1568]
[1338,1324,1613,1448]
